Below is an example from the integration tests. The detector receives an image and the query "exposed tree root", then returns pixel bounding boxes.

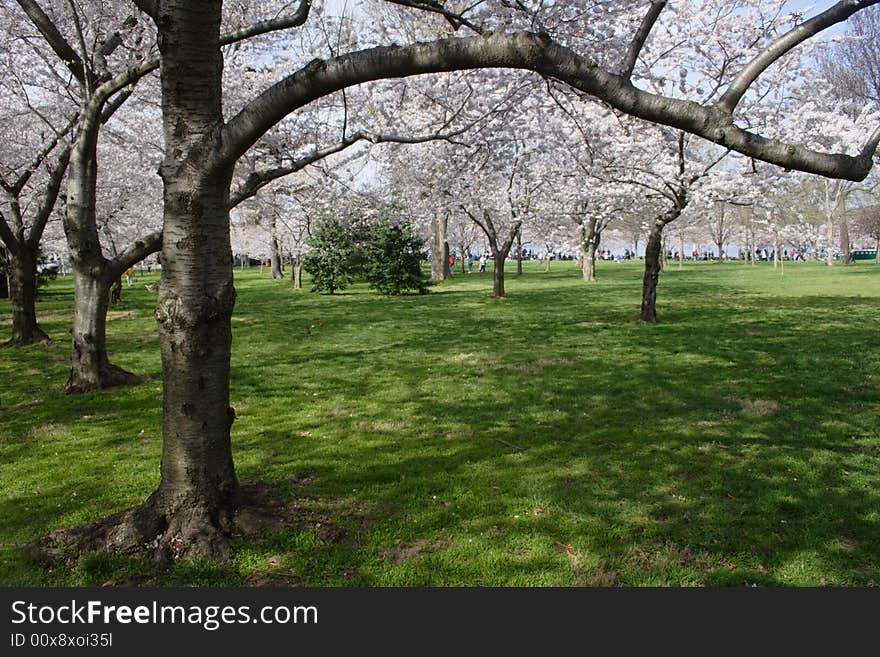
[65,362,144,394]
[24,484,321,568]
[2,326,52,348]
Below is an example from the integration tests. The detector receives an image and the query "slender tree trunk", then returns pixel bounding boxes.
[640,222,665,322]
[290,255,303,288]
[826,216,835,267]
[270,224,283,279]
[840,217,851,265]
[679,235,685,270]
[516,229,522,276]
[5,244,49,345]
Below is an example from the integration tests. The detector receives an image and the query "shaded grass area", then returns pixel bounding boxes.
[1,260,878,586]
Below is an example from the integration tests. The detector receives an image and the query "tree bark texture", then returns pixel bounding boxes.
[430,216,451,280]
[640,200,684,322]
[640,223,664,322]
[66,267,140,392]
[492,253,506,298]
[63,117,153,392]
[840,217,851,265]
[582,218,600,282]
[92,1,240,562]
[5,243,49,345]
[270,217,283,278]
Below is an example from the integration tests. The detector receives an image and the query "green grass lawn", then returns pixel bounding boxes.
[1,259,879,586]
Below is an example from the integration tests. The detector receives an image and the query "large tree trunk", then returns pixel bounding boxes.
[430,216,451,280]
[640,222,665,322]
[583,244,597,281]
[492,252,506,298]
[270,239,284,278]
[66,266,140,393]
[582,220,600,282]
[95,2,239,562]
[5,244,49,345]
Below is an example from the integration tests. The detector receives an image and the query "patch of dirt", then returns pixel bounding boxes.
[574,566,619,587]
[30,423,63,439]
[359,420,412,433]
[494,358,577,373]
[380,536,452,565]
[325,407,355,419]
[107,310,138,321]
[735,398,780,416]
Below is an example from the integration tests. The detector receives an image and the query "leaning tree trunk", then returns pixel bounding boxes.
[5,243,50,345]
[640,201,684,323]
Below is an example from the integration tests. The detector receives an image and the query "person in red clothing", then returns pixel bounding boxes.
[448,254,455,276]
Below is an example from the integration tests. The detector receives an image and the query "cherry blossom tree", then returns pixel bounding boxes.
[0,2,75,345]
[29,0,880,561]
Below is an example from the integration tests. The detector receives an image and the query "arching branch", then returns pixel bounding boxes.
[717,0,880,114]
[220,30,878,183]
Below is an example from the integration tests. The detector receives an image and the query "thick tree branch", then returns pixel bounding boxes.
[1,115,76,195]
[460,205,491,242]
[108,230,162,278]
[130,0,157,21]
[717,0,880,114]
[220,30,879,183]
[621,0,667,79]
[27,146,71,246]
[0,211,19,254]
[16,0,87,83]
